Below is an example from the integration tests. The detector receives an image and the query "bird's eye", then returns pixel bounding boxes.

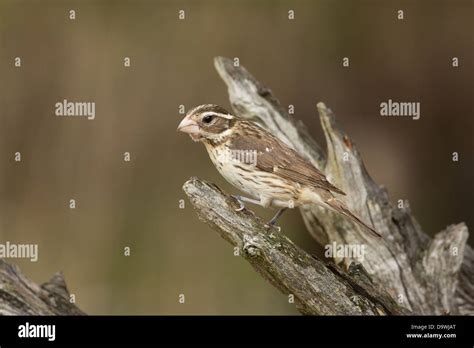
[202,115,214,124]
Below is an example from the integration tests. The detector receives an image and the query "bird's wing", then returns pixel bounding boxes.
[230,122,346,195]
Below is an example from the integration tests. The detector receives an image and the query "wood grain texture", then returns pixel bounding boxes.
[183,177,408,315]
[0,259,84,315]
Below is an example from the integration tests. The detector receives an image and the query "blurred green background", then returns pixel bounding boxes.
[0,0,472,314]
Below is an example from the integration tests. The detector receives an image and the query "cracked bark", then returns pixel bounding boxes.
[182,56,472,315]
[183,177,408,315]
[0,259,84,315]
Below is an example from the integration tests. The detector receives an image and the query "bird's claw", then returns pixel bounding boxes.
[264,223,281,232]
[232,195,245,212]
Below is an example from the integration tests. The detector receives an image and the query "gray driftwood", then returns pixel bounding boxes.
[184,177,408,315]
[0,259,84,315]
[182,56,472,315]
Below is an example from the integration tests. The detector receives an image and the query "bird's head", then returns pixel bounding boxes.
[177,104,236,143]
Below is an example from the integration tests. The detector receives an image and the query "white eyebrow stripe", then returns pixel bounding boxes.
[201,111,234,119]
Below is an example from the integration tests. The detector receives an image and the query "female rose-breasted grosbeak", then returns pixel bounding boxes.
[178,104,381,238]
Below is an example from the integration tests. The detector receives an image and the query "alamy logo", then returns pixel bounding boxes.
[55,99,95,120]
[18,322,55,341]
[380,99,420,120]
[0,241,38,262]
[324,241,366,261]
[218,149,258,166]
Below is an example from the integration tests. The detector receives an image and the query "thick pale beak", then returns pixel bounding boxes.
[177,116,200,135]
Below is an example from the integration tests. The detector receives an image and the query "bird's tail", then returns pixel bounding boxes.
[324,198,382,239]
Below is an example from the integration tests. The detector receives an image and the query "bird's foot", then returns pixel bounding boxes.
[231,195,245,212]
[263,208,287,231]
[264,222,281,232]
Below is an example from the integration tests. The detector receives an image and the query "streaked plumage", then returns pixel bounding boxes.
[178,104,381,238]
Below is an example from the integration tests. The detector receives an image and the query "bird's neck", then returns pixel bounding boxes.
[203,131,232,147]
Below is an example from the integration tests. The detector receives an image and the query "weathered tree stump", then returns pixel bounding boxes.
[0,259,83,315]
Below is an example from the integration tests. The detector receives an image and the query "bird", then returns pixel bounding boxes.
[177,104,381,238]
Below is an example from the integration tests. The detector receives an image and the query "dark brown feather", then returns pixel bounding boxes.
[229,120,346,195]
[187,104,230,116]
[325,198,382,238]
